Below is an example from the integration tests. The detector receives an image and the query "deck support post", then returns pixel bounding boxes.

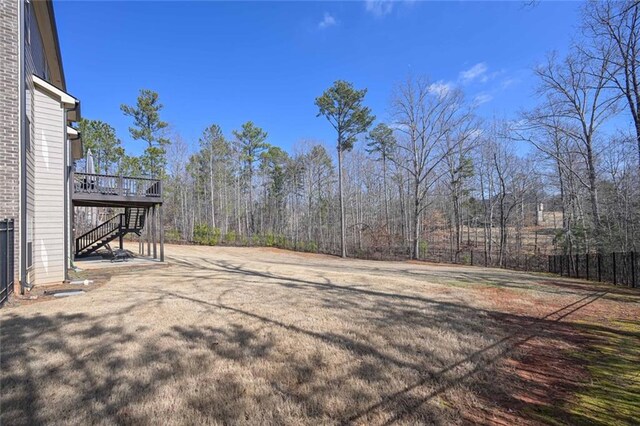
[146,208,151,257]
[152,205,157,259]
[159,204,164,262]
[119,214,124,250]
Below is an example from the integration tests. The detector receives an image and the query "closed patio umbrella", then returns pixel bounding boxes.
[85,148,95,175]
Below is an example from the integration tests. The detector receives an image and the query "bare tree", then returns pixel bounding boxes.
[390,76,472,259]
[443,117,480,260]
[584,0,640,171]
[533,51,620,251]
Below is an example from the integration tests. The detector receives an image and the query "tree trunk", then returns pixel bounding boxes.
[453,188,461,261]
[585,137,602,251]
[383,156,390,232]
[248,164,254,237]
[412,180,420,260]
[209,156,216,230]
[338,142,347,258]
[635,119,640,175]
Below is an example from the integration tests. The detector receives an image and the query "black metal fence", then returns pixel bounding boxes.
[1,219,15,305]
[416,248,638,288]
[415,248,549,273]
[549,252,638,288]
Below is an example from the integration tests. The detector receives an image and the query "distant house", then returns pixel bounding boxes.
[0,0,163,298]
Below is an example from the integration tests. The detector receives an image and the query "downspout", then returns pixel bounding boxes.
[19,0,28,295]
[63,112,68,281]
[69,121,77,273]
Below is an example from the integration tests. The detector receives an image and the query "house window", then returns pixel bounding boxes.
[26,212,33,268]
[27,242,33,268]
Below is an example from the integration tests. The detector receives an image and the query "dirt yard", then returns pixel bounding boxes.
[1,244,639,425]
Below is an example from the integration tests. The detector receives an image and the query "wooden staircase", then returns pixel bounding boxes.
[75,208,146,258]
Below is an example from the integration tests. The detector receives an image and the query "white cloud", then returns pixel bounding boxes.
[365,0,395,17]
[459,62,488,84]
[469,128,484,139]
[318,12,337,29]
[365,0,417,18]
[428,80,454,98]
[389,122,409,131]
[500,77,518,89]
[473,93,493,105]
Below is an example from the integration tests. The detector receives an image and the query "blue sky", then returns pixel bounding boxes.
[54,1,583,157]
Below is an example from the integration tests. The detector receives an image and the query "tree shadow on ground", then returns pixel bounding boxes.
[1,253,638,424]
[167,257,638,423]
[255,253,640,300]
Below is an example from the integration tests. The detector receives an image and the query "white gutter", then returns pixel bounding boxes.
[67,126,79,137]
[32,74,78,108]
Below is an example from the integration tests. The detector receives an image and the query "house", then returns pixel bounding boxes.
[0,0,163,301]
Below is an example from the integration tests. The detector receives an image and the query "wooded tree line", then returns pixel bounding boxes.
[78,1,640,263]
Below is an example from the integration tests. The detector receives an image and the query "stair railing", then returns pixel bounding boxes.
[75,214,123,255]
[122,208,146,231]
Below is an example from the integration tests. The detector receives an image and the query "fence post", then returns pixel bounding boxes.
[597,254,602,282]
[2,220,6,302]
[575,254,580,278]
[1,219,15,305]
[470,250,473,266]
[6,220,9,298]
[612,252,617,285]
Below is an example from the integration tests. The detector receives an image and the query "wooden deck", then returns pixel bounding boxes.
[72,172,162,207]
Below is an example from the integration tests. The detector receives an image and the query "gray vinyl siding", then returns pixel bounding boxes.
[1,0,67,289]
[0,0,20,282]
[24,0,45,282]
[26,70,35,281]
[33,87,65,284]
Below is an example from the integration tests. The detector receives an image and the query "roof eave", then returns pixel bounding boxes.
[46,0,66,89]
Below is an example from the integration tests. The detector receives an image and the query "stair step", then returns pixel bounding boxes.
[76,209,149,257]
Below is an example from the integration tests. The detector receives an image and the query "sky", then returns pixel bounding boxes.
[54,0,584,157]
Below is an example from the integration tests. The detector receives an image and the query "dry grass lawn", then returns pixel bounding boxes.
[1,244,639,425]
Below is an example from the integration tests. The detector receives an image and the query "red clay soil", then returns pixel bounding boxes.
[461,280,640,425]
[461,332,591,426]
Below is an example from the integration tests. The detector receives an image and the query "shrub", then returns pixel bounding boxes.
[193,224,209,245]
[208,227,221,246]
[193,224,221,246]
[263,233,276,247]
[305,241,318,253]
[224,230,237,244]
[275,235,287,248]
[419,241,428,259]
[165,229,181,242]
